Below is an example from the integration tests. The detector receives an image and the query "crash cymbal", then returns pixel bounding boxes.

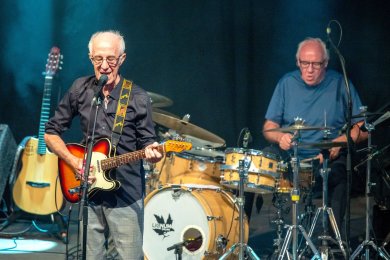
[264,125,334,133]
[147,91,173,108]
[152,112,225,147]
[351,111,383,119]
[299,141,347,149]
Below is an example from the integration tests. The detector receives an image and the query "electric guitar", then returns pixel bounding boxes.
[12,47,64,215]
[58,138,192,203]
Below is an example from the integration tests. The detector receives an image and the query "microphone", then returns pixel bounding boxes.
[93,74,109,102]
[242,128,252,148]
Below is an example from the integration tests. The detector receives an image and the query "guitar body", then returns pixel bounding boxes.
[59,138,192,203]
[12,137,64,215]
[58,138,120,203]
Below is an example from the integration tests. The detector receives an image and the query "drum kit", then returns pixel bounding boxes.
[142,93,389,259]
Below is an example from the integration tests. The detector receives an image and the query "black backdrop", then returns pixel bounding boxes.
[1,0,389,151]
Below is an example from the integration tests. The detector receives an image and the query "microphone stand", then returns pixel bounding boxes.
[327,21,353,258]
[79,96,102,260]
[167,236,203,260]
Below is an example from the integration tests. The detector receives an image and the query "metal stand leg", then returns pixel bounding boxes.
[278,133,320,260]
[219,157,260,260]
[304,153,347,259]
[350,119,390,260]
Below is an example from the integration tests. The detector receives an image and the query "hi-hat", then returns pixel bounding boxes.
[152,112,225,147]
[299,141,347,149]
[147,92,173,108]
[264,125,334,133]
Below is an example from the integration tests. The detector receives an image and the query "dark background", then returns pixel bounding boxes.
[1,0,389,152]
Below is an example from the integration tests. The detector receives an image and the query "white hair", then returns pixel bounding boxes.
[295,37,329,62]
[88,30,125,54]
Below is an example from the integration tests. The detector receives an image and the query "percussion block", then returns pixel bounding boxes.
[0,124,17,201]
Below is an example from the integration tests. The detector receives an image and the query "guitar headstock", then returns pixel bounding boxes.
[45,46,63,77]
[163,140,192,153]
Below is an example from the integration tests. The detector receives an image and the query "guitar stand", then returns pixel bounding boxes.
[278,133,321,260]
[219,157,260,260]
[303,150,347,259]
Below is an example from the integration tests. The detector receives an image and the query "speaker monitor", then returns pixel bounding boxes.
[0,124,17,201]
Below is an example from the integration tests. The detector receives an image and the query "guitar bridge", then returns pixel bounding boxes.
[68,186,81,194]
[26,181,50,188]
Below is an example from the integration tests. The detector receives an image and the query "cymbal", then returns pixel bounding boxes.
[351,111,383,119]
[264,125,334,133]
[152,108,179,118]
[299,141,347,149]
[152,112,225,147]
[147,92,173,108]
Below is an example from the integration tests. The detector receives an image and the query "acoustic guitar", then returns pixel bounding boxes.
[12,47,64,215]
[58,138,192,203]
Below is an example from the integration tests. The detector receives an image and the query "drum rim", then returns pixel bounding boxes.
[173,151,224,163]
[224,147,280,160]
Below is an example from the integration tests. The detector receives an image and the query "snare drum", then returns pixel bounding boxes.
[220,148,282,193]
[143,184,248,259]
[276,162,315,193]
[153,152,223,188]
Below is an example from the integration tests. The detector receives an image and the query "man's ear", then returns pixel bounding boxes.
[119,53,126,65]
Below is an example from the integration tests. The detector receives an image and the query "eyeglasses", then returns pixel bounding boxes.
[299,60,324,70]
[90,55,121,66]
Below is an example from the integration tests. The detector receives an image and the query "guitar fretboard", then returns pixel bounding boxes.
[37,75,53,155]
[100,145,165,171]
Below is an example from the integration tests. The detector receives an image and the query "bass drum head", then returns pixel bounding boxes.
[143,184,247,259]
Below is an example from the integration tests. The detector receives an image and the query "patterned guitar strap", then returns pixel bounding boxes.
[111,79,133,156]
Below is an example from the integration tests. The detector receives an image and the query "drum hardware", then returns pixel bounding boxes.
[350,111,390,260]
[276,120,321,260]
[269,192,290,258]
[219,156,260,260]
[302,149,347,260]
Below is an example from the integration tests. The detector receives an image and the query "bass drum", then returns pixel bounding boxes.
[143,184,248,259]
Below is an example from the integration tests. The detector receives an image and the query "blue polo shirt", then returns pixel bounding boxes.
[265,69,363,158]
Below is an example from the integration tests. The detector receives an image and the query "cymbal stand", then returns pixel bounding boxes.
[350,118,390,260]
[278,130,321,260]
[219,155,260,260]
[270,192,289,258]
[304,149,347,259]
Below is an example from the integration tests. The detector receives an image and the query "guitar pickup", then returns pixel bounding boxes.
[68,186,81,194]
[26,181,50,188]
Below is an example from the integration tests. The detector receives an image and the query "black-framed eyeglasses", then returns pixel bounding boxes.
[299,59,324,70]
[90,55,122,66]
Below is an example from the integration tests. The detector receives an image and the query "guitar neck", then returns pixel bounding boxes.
[37,75,53,155]
[100,145,165,171]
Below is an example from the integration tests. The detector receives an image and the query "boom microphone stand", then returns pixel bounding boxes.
[79,75,108,259]
[326,21,353,257]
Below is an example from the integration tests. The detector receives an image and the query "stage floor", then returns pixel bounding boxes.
[0,192,388,259]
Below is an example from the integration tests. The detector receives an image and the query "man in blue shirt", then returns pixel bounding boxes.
[263,38,367,232]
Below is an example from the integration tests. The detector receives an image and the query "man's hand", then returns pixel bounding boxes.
[72,157,96,185]
[145,142,163,163]
[279,133,294,151]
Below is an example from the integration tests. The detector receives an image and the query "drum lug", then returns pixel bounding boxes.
[207,215,222,221]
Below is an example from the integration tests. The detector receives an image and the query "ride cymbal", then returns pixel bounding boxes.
[147,91,173,108]
[152,112,225,147]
